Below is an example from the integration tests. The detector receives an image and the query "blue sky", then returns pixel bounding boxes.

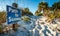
[0,0,60,14]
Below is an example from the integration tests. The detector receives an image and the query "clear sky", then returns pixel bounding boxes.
[0,0,60,14]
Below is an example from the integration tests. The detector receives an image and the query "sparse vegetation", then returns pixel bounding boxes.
[21,16,31,22]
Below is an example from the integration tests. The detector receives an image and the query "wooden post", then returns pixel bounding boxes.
[12,23,17,31]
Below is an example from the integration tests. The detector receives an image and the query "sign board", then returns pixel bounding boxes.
[7,5,22,24]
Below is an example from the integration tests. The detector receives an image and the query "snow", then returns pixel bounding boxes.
[16,16,60,36]
[0,16,60,36]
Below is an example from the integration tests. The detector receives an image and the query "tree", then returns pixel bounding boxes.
[22,8,33,16]
[38,2,48,9]
[35,10,42,16]
[24,8,29,12]
[12,3,18,8]
[0,26,2,33]
[52,2,60,10]
[52,2,60,18]
[0,12,6,23]
[54,9,60,18]
[35,2,48,16]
